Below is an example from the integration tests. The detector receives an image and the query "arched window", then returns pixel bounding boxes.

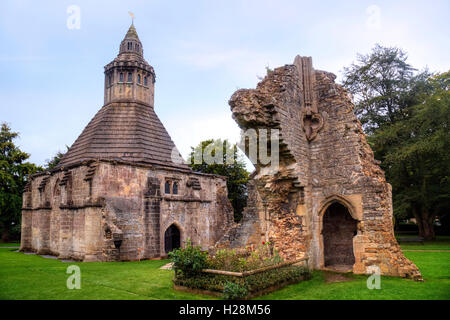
[144,76,148,86]
[136,44,139,51]
[127,42,132,50]
[137,74,141,84]
[165,181,171,194]
[119,73,124,82]
[127,72,132,82]
[173,182,178,194]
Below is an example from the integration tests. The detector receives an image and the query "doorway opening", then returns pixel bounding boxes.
[164,224,181,253]
[322,202,357,270]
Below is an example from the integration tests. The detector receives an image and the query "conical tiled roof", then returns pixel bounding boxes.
[58,102,190,170]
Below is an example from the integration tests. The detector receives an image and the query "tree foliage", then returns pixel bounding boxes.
[342,44,431,134]
[343,44,450,240]
[0,123,42,241]
[370,72,450,239]
[188,139,250,222]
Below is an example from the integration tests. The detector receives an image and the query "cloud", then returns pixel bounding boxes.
[174,41,290,84]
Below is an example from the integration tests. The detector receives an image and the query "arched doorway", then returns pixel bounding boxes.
[164,224,181,253]
[322,202,357,268]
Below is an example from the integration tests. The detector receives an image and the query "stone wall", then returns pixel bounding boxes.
[20,160,233,262]
[224,55,422,280]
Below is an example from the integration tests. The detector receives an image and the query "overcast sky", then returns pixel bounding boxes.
[1,0,449,167]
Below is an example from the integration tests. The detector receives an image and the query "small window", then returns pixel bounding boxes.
[136,44,139,51]
[127,42,132,50]
[138,74,141,84]
[144,76,148,86]
[173,182,178,195]
[127,72,132,82]
[119,73,124,82]
[165,181,171,194]
[108,75,112,86]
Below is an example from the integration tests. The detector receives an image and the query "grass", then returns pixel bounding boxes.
[397,236,450,251]
[0,240,449,300]
[0,242,19,247]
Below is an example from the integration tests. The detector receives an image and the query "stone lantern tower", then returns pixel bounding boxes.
[104,23,156,106]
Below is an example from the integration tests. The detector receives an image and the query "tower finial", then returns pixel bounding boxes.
[128,11,135,25]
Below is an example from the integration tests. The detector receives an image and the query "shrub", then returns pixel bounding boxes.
[222,281,248,300]
[168,239,208,278]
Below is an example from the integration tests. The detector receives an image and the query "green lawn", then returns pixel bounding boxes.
[0,244,449,300]
[0,242,19,247]
[397,236,450,251]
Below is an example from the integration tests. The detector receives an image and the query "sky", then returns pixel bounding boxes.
[0,0,449,167]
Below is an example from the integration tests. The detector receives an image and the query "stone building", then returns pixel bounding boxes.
[219,56,422,280]
[19,24,233,261]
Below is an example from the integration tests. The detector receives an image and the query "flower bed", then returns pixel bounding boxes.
[170,240,311,299]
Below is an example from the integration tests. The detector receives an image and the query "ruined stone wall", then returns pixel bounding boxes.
[225,55,421,280]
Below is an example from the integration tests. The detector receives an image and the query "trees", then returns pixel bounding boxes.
[0,123,42,241]
[370,72,450,240]
[342,44,431,134]
[188,139,250,222]
[342,44,449,240]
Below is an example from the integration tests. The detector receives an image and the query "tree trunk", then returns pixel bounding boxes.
[412,205,435,241]
[420,216,436,241]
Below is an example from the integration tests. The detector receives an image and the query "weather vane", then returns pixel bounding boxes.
[128,11,135,24]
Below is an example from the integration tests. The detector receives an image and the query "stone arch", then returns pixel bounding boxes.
[318,195,359,223]
[163,222,182,254]
[318,195,359,270]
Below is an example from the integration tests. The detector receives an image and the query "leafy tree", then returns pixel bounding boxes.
[0,123,42,241]
[370,72,450,240]
[45,147,68,169]
[342,44,431,134]
[188,139,250,222]
[343,44,450,240]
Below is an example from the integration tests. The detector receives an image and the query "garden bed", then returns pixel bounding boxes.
[170,241,311,299]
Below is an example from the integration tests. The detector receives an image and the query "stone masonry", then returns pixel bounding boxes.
[219,56,422,280]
